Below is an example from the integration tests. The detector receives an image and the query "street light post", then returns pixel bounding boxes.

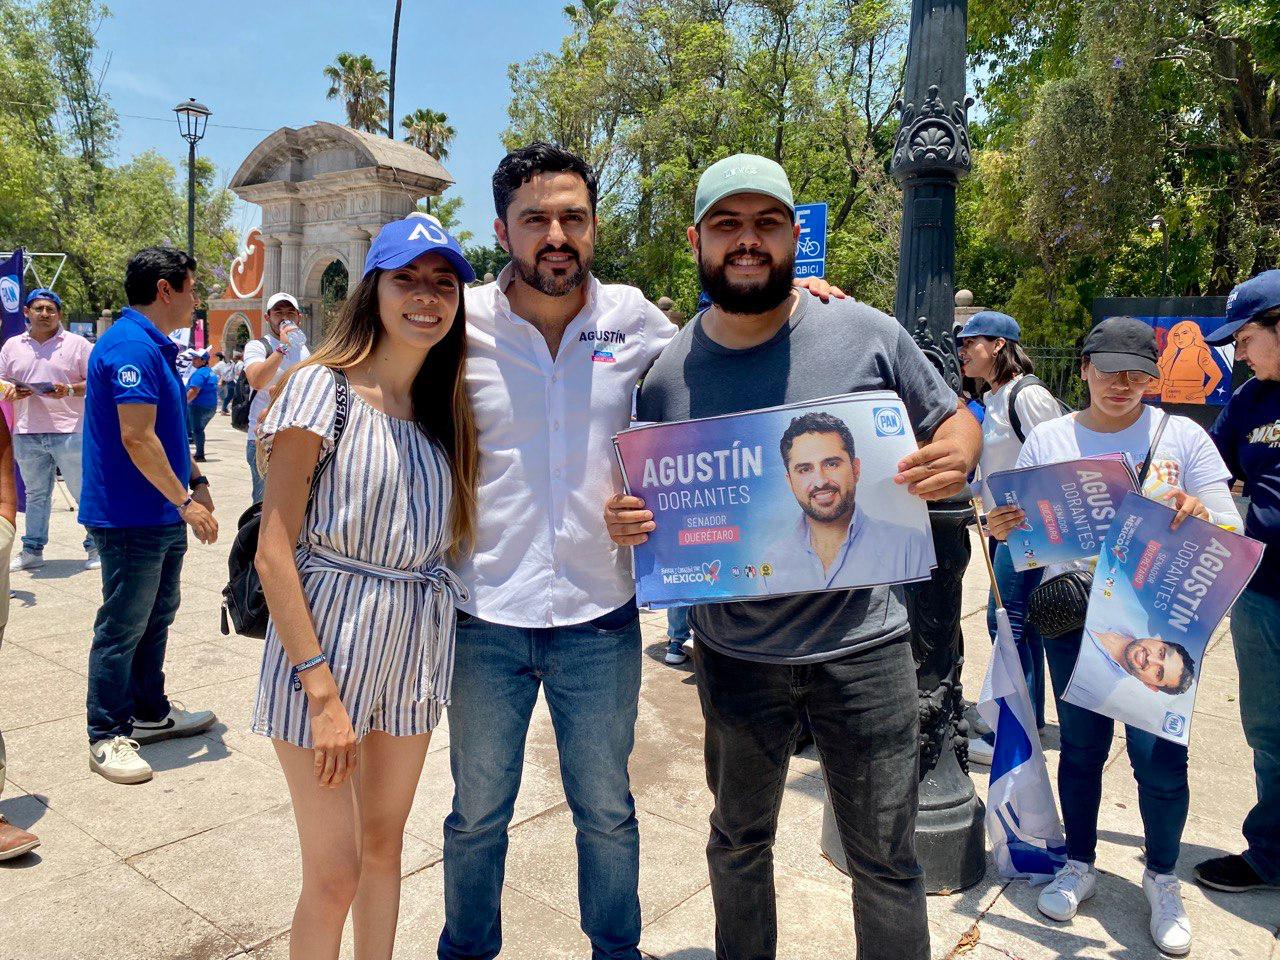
[891,0,986,892]
[173,98,211,345]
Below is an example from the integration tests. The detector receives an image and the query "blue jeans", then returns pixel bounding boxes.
[667,605,691,642]
[12,431,91,554]
[1232,588,1280,883]
[218,381,232,412]
[188,404,216,458]
[986,542,1046,730]
[86,524,185,743]
[1044,628,1189,874]
[247,437,264,503]
[439,602,643,960]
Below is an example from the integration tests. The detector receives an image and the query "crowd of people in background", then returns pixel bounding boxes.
[0,143,1276,960]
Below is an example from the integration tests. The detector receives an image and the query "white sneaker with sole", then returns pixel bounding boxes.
[9,550,43,572]
[130,701,216,745]
[1037,860,1098,921]
[89,737,152,784]
[84,547,101,570]
[1143,869,1192,956]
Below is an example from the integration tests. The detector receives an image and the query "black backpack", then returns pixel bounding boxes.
[221,370,350,638]
[229,340,267,432]
[1008,375,1071,443]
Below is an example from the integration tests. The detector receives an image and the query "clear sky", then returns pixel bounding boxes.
[96,0,574,247]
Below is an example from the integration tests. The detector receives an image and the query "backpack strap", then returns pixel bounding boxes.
[1007,375,1046,444]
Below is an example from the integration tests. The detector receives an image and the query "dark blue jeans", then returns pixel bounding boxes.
[1044,628,1189,874]
[694,637,927,960]
[86,524,185,744]
[987,542,1046,730]
[188,403,216,458]
[667,605,691,642]
[1232,588,1280,883]
[439,602,643,960]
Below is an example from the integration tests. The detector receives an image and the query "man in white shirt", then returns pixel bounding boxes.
[210,351,232,415]
[242,292,309,501]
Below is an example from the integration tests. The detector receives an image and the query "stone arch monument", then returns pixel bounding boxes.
[229,121,453,341]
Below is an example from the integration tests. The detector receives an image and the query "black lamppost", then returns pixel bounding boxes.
[891,0,987,892]
[174,98,210,345]
[174,99,211,257]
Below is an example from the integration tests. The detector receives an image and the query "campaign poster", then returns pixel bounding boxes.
[1130,315,1234,406]
[1064,492,1264,745]
[986,457,1138,572]
[614,391,936,609]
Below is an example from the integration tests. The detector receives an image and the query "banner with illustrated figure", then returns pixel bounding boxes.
[613,391,936,609]
[986,457,1139,572]
[1064,492,1265,745]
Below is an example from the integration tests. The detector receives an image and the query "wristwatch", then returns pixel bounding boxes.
[190,475,210,490]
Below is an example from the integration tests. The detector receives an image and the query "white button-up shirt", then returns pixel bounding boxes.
[456,264,678,627]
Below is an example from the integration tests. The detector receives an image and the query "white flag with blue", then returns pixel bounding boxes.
[978,606,1068,881]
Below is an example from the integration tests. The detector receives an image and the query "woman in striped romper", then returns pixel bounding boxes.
[251,217,477,960]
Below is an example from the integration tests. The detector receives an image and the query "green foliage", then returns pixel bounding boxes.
[461,243,511,282]
[401,108,456,161]
[323,52,389,134]
[0,0,239,314]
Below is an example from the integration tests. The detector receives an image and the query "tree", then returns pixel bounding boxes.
[388,0,402,138]
[323,51,389,134]
[416,194,472,245]
[564,0,617,32]
[401,108,456,161]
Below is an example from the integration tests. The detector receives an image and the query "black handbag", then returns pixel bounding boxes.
[221,369,349,638]
[1025,411,1169,639]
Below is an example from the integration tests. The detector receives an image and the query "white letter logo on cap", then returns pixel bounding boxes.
[408,221,447,245]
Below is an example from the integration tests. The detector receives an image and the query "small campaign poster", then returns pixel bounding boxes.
[1064,492,1265,745]
[614,391,936,608]
[986,457,1139,572]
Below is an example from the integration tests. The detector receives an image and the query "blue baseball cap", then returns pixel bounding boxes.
[362,214,475,284]
[957,310,1021,342]
[25,288,61,310]
[1206,270,1280,345]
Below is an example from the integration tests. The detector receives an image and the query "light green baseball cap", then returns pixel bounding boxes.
[694,153,795,225]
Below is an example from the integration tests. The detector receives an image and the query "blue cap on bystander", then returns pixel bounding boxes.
[1206,270,1280,345]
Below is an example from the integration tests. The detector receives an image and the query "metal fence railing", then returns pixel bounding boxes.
[1023,344,1086,409]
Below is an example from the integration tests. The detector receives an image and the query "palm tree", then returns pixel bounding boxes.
[322,52,389,134]
[401,108,456,162]
[387,0,403,138]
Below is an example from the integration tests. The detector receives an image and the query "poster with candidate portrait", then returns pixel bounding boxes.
[1064,492,1264,745]
[614,391,936,609]
[986,457,1138,572]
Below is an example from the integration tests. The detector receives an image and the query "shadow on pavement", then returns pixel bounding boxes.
[140,730,232,773]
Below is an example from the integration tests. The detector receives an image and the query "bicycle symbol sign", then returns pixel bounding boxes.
[793,202,827,279]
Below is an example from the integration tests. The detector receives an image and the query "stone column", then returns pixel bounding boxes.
[346,227,371,282]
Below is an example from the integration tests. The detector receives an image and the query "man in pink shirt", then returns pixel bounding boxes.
[0,289,96,571]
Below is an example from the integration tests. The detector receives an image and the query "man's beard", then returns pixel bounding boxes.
[798,484,856,524]
[699,248,795,315]
[514,244,591,297]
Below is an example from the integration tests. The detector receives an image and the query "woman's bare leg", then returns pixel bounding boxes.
[351,729,431,960]
[274,738,361,960]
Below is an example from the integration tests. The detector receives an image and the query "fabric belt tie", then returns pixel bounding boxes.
[298,543,469,708]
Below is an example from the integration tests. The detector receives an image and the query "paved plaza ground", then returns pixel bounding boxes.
[0,415,1276,959]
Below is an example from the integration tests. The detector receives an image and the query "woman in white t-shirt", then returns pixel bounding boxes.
[988,317,1242,957]
[958,311,1063,761]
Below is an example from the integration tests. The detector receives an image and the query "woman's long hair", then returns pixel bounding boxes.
[263,271,478,558]
[983,337,1037,390]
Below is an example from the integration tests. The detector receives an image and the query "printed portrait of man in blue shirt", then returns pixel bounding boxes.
[763,411,933,594]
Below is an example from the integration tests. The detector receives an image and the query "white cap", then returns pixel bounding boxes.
[265,292,300,312]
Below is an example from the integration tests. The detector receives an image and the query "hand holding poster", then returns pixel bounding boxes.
[1064,491,1265,744]
[986,456,1138,572]
[614,391,936,608]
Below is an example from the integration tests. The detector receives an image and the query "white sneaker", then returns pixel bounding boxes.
[1037,860,1098,921]
[84,547,101,571]
[9,550,43,572]
[89,737,152,784]
[1143,869,1192,956]
[130,701,216,745]
[967,736,994,766]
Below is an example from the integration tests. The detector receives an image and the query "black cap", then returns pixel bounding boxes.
[1082,317,1159,379]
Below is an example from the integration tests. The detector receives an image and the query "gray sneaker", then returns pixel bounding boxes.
[130,702,216,745]
[9,550,43,572]
[84,547,101,570]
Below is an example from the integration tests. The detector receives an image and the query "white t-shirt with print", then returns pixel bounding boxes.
[1015,406,1240,577]
[243,333,310,431]
[977,375,1063,508]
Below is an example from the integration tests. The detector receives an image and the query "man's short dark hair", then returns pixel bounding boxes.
[1249,307,1280,332]
[1164,640,1196,696]
[492,142,599,222]
[125,247,197,306]
[780,412,856,468]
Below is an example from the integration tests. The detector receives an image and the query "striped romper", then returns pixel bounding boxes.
[250,364,465,747]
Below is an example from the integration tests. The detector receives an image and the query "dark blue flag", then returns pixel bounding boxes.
[0,248,24,344]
